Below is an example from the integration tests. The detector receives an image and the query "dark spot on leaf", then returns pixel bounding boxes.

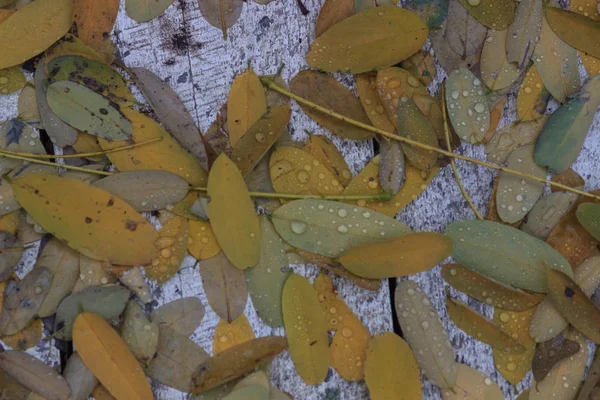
[99,108,109,115]
[125,220,138,231]
[107,199,114,207]
[565,287,575,298]
[310,340,317,346]
[85,217,92,224]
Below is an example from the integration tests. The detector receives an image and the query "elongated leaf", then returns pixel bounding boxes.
[441,364,504,400]
[458,0,514,29]
[404,0,448,26]
[98,108,207,186]
[340,232,451,278]
[72,255,115,293]
[314,274,370,381]
[145,215,188,283]
[576,347,600,400]
[400,50,437,86]
[191,336,288,394]
[545,7,600,59]
[480,29,520,91]
[35,238,80,318]
[207,154,260,269]
[487,177,523,227]
[227,68,267,147]
[303,134,353,187]
[290,71,373,141]
[74,312,153,399]
[441,263,544,311]
[445,220,572,292]
[445,68,490,143]
[354,0,392,12]
[306,6,429,73]
[149,325,209,392]
[200,251,248,322]
[0,368,29,400]
[0,268,51,336]
[188,219,221,261]
[212,315,255,355]
[506,0,543,69]
[395,281,457,388]
[552,168,585,192]
[484,116,547,163]
[0,350,71,400]
[547,270,600,344]
[365,332,422,399]
[0,0,74,69]
[577,203,600,240]
[271,199,410,258]
[378,139,405,195]
[1,318,43,351]
[530,328,588,400]
[496,144,547,224]
[93,171,189,212]
[150,297,205,336]
[126,0,175,22]
[197,0,243,38]
[446,295,526,354]
[355,73,396,133]
[63,352,98,400]
[395,97,439,171]
[282,274,329,385]
[532,8,580,103]
[122,300,159,365]
[54,285,130,340]
[521,192,578,240]
[517,65,550,122]
[314,0,354,37]
[73,0,120,52]
[246,216,290,327]
[11,174,159,265]
[532,336,581,382]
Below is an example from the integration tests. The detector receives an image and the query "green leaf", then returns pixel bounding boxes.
[125,0,175,22]
[576,203,600,240]
[122,301,159,366]
[306,6,429,73]
[395,96,439,171]
[534,74,600,173]
[445,68,490,144]
[458,0,514,29]
[445,220,572,292]
[46,81,133,141]
[150,297,205,337]
[271,199,411,258]
[404,0,448,26]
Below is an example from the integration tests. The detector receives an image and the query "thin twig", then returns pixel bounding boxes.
[0,153,112,176]
[260,77,600,201]
[189,186,393,201]
[441,87,483,220]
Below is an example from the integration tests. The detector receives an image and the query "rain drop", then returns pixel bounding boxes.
[291,221,307,234]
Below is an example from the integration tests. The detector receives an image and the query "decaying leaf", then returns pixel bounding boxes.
[339,232,452,278]
[306,6,429,73]
[480,29,520,91]
[207,153,260,269]
[314,274,370,382]
[149,325,210,392]
[446,220,572,292]
[74,312,154,399]
[378,139,405,195]
[395,280,457,389]
[212,315,255,355]
[197,0,243,38]
[119,267,151,303]
[545,6,600,59]
[304,134,353,187]
[506,0,543,69]
[73,0,120,52]
[11,173,160,266]
[145,214,188,284]
[188,219,221,261]
[63,352,98,400]
[404,0,447,25]
[441,263,543,311]
[271,199,410,258]
[72,255,115,293]
[0,367,29,400]
[200,251,248,322]
[399,50,437,86]
[1,318,42,351]
[0,66,25,95]
[125,0,175,23]
[484,116,548,163]
[227,68,267,147]
[395,97,439,171]
[0,268,51,336]
[0,232,23,288]
[282,273,329,385]
[552,168,585,192]
[246,216,290,327]
[0,350,71,400]
[290,70,373,141]
[150,297,205,337]
[54,285,130,340]
[191,336,288,394]
[122,300,159,365]
[445,68,490,143]
[517,64,550,121]
[441,364,504,400]
[314,0,353,37]
[520,192,579,240]
[532,335,581,382]
[364,332,422,400]
[446,295,526,354]
[356,73,396,134]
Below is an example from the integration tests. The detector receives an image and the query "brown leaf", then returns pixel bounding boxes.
[1,319,42,351]
[303,134,353,187]
[197,0,243,38]
[552,168,585,192]
[532,336,581,382]
[150,297,205,337]
[73,0,119,54]
[314,0,353,37]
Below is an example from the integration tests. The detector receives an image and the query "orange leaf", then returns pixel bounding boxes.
[212,314,255,355]
[73,0,120,52]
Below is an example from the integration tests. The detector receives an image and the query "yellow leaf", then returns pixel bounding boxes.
[304,134,353,187]
[44,33,105,65]
[98,108,207,186]
[314,274,369,381]
[10,174,159,266]
[227,68,267,147]
[145,214,188,284]
[73,0,120,52]
[188,219,221,260]
[72,132,104,162]
[0,211,19,235]
[92,385,116,400]
[73,312,153,400]
[441,364,504,400]
[212,314,255,355]
[492,308,536,385]
[0,10,15,24]
[0,0,74,69]
[482,97,506,144]
[580,52,600,76]
[1,319,42,351]
[270,146,344,197]
[0,66,26,95]
[339,232,452,279]
[207,154,260,269]
[314,0,354,38]
[282,273,329,385]
[364,332,422,400]
[517,64,550,122]
[545,7,600,59]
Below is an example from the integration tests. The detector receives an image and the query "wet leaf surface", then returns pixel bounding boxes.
[121,300,159,365]
[150,297,205,337]
[532,335,581,382]
[212,315,255,355]
[506,0,543,69]
[227,68,267,147]
[517,64,550,122]
[441,363,504,400]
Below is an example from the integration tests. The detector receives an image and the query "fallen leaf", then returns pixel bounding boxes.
[545,6,600,59]
[125,0,175,22]
[520,192,579,240]
[399,50,437,86]
[150,297,205,337]
[576,347,600,400]
[480,29,521,91]
[486,177,522,227]
[356,73,396,134]
[441,364,504,400]
[197,0,243,38]
[63,352,98,400]
[119,267,152,303]
[226,68,266,147]
[458,0,514,29]
[364,332,422,399]
[17,84,41,127]
[445,220,572,292]
[73,312,153,399]
[11,173,160,265]
[506,0,543,69]
[72,255,115,293]
[576,203,600,241]
[517,64,551,121]
[314,0,354,37]
[212,315,255,354]
[191,336,288,394]
[378,139,405,195]
[145,214,188,284]
[552,168,585,192]
[0,67,26,95]
[404,0,448,26]
[306,6,429,73]
[532,335,581,382]
[91,385,115,400]
[282,273,329,385]
[1,319,42,351]
[395,280,457,389]
[122,300,159,365]
[200,251,248,322]
[188,219,221,261]
[484,116,548,163]
[304,134,353,187]
[73,0,120,52]
[0,210,19,235]
[441,263,544,311]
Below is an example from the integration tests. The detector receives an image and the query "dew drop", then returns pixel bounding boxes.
[297,170,310,183]
[337,225,348,233]
[474,103,485,113]
[338,209,348,218]
[342,327,353,337]
[387,79,401,89]
[451,90,459,100]
[254,133,265,143]
[506,362,517,371]
[291,221,307,234]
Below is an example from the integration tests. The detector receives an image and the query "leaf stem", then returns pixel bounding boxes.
[0,153,112,176]
[260,77,600,201]
[0,138,162,159]
[189,186,392,201]
[441,87,483,220]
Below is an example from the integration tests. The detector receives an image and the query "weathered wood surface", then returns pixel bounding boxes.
[0,0,599,399]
